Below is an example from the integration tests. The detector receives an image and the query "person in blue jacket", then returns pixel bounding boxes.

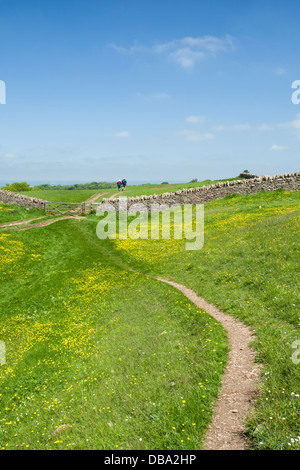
[121,178,127,191]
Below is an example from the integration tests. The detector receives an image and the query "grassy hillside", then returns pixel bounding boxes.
[0,187,299,450]
[0,217,227,450]
[108,188,300,449]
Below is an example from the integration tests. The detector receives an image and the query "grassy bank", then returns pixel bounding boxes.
[0,218,227,450]
[0,188,299,450]
[106,189,300,450]
[0,204,45,225]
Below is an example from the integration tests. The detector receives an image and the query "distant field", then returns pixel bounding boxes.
[20,189,108,203]
[108,178,239,200]
[21,178,240,203]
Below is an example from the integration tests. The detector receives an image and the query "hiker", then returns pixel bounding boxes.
[117,179,122,191]
[121,178,127,191]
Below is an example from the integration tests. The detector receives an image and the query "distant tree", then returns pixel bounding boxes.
[189,178,198,183]
[161,181,169,185]
[2,182,32,192]
[35,181,115,190]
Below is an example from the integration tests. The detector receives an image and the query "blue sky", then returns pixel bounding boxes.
[0,0,299,185]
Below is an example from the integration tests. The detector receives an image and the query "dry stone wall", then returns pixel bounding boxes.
[0,172,299,213]
[101,172,300,212]
[0,190,46,210]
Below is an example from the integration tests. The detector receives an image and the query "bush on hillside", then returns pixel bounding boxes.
[1,182,32,192]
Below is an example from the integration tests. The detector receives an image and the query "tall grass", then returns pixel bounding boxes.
[0,218,227,450]
[0,188,299,450]
[110,189,300,449]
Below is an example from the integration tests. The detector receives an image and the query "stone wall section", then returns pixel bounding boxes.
[0,172,299,212]
[0,190,46,210]
[101,172,300,211]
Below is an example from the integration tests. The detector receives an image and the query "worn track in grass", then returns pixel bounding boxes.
[0,211,261,449]
[156,277,261,450]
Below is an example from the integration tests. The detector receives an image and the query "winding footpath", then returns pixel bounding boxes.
[0,196,261,450]
[156,278,261,450]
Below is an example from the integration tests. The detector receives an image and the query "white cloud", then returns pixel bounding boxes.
[256,123,273,131]
[185,115,206,123]
[111,34,235,69]
[113,131,130,137]
[213,123,251,131]
[213,122,276,132]
[270,145,289,151]
[110,42,144,55]
[169,48,205,68]
[180,130,215,141]
[279,113,300,138]
[3,153,18,159]
[156,35,235,68]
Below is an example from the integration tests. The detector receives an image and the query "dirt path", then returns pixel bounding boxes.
[0,192,108,230]
[108,192,122,199]
[0,215,83,231]
[84,192,109,203]
[0,216,49,228]
[0,200,261,449]
[156,278,261,450]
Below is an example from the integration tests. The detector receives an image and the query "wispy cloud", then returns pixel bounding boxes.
[213,123,251,131]
[110,41,145,55]
[213,122,274,132]
[256,123,273,131]
[111,34,235,68]
[159,35,235,68]
[185,115,206,123]
[179,130,215,141]
[270,144,289,151]
[113,131,130,137]
[279,113,300,138]
[3,153,18,159]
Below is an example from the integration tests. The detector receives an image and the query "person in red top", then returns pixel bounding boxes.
[117,179,122,191]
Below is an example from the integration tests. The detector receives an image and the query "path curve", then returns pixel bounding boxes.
[156,277,261,450]
[84,192,109,203]
[0,215,83,231]
[0,205,261,449]
[0,216,49,228]
[109,192,122,199]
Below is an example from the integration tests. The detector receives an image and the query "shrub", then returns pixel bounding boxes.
[2,182,32,192]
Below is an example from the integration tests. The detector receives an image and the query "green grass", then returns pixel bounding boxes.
[0,218,227,450]
[20,189,109,203]
[108,188,300,450]
[0,187,299,450]
[0,203,45,224]
[109,178,240,200]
